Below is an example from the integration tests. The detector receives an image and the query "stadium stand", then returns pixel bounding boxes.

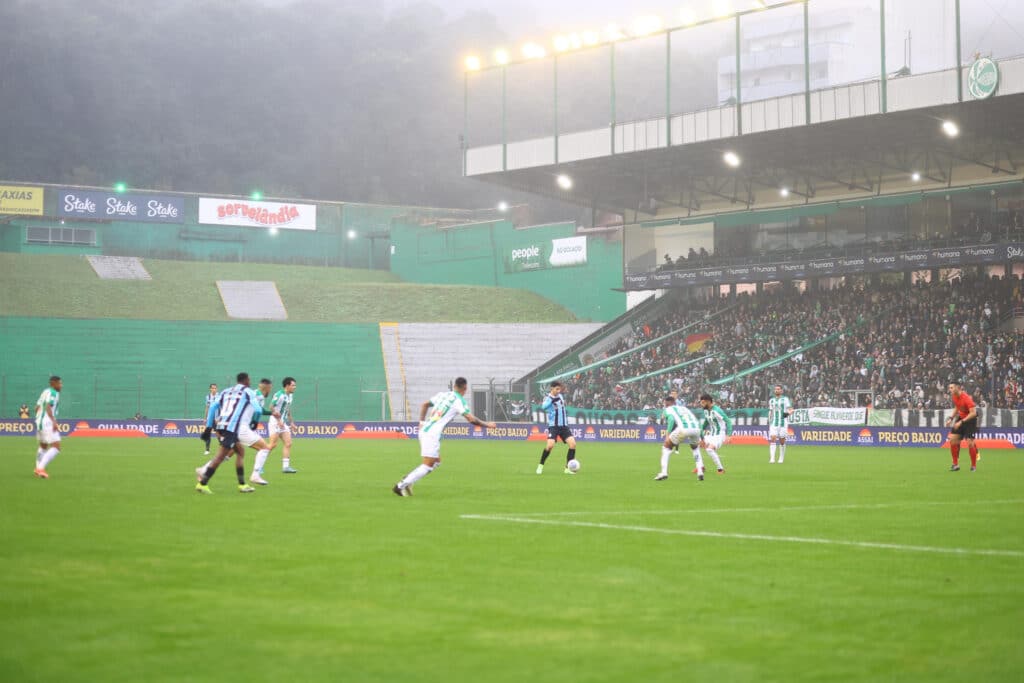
[388,323,603,418]
[0,254,578,324]
[541,274,1024,412]
[216,280,288,320]
[86,256,151,280]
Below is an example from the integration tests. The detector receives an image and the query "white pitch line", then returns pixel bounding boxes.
[460,514,1024,558]
[498,499,1024,518]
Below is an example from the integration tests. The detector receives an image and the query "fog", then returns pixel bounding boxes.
[0,0,1020,215]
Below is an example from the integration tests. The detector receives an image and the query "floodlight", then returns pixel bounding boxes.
[632,15,663,36]
[605,24,626,41]
[522,43,546,59]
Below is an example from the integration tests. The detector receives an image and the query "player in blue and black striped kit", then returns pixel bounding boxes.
[199,383,218,455]
[536,381,579,475]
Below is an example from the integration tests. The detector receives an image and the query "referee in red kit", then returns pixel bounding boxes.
[945,382,980,472]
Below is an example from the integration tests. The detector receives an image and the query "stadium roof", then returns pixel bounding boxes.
[469,94,1024,222]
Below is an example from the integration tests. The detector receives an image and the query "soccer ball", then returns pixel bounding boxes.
[567,459,581,472]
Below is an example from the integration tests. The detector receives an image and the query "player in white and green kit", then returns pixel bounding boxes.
[265,376,298,475]
[655,394,706,482]
[767,385,794,464]
[34,375,63,479]
[700,393,732,474]
[392,377,496,496]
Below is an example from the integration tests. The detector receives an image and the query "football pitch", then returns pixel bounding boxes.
[1,437,1021,682]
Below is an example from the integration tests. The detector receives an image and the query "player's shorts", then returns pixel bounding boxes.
[547,426,573,443]
[768,425,789,440]
[419,429,442,459]
[951,417,978,440]
[36,417,61,444]
[268,417,291,436]
[238,424,261,448]
[704,434,726,451]
[217,428,239,450]
[668,427,701,447]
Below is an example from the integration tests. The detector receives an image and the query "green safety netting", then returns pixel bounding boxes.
[709,311,882,386]
[536,304,737,384]
[619,354,713,385]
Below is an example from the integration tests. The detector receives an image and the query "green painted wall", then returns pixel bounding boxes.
[389,220,625,322]
[0,318,386,420]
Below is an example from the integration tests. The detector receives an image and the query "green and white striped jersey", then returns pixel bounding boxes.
[272,390,293,422]
[703,405,733,436]
[421,390,470,434]
[35,387,59,429]
[768,396,792,427]
[664,404,701,432]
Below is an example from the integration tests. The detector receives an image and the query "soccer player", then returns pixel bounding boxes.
[945,381,980,472]
[767,385,793,464]
[655,394,705,481]
[199,383,218,455]
[195,372,262,494]
[33,375,62,479]
[536,381,577,475]
[265,377,298,475]
[392,377,495,496]
[700,393,732,474]
[247,378,282,485]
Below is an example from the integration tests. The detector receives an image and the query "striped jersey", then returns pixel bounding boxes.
[421,390,470,435]
[768,396,793,427]
[272,390,293,422]
[215,383,260,432]
[541,392,567,427]
[205,390,224,428]
[664,404,701,432]
[703,405,733,436]
[35,387,59,429]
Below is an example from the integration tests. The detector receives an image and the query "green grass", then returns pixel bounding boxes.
[1,439,1021,683]
[0,253,578,323]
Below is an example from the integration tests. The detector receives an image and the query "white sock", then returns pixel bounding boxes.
[40,447,59,469]
[282,457,290,470]
[779,443,786,463]
[35,447,45,468]
[399,464,433,489]
[660,447,672,474]
[692,448,704,473]
[706,449,723,470]
[770,443,777,462]
[254,449,270,474]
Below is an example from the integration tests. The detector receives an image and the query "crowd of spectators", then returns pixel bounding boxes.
[654,210,1024,274]
[543,272,1024,415]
